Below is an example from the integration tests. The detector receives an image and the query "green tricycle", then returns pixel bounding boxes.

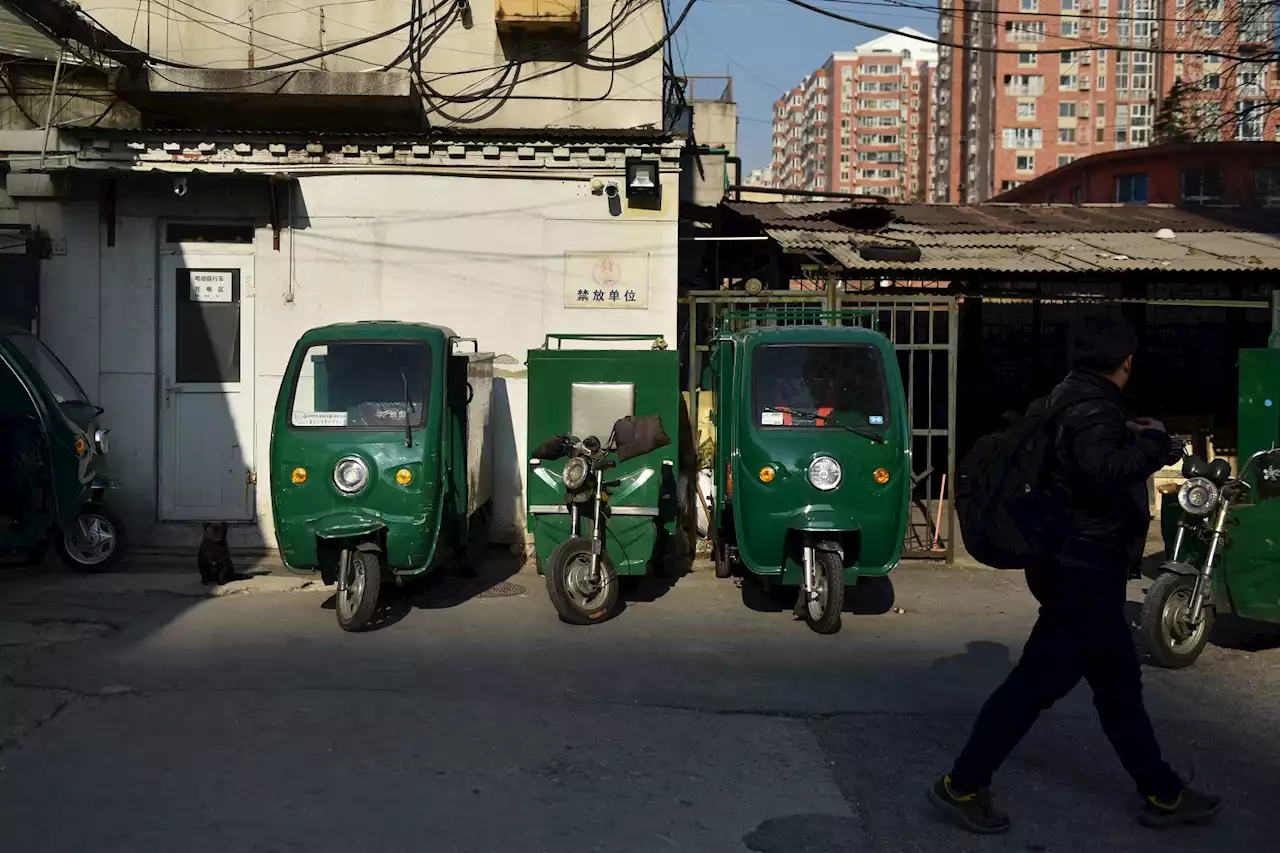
[0,327,123,569]
[270,322,494,632]
[1142,346,1280,668]
[526,334,683,625]
[708,310,911,634]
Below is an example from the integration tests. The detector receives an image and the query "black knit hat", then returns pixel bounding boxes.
[1069,312,1138,373]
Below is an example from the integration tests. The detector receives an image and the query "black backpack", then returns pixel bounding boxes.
[956,392,1104,571]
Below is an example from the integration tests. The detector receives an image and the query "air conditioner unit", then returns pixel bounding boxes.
[1082,55,1092,65]
[1080,79,1092,90]
[1082,21,1092,31]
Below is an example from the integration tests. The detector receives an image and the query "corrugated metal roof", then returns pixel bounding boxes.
[0,3,62,63]
[74,126,674,144]
[769,227,1280,274]
[727,200,1280,235]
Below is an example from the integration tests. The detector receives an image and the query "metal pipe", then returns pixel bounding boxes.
[679,236,770,242]
[1188,499,1231,623]
[725,156,742,200]
[38,49,65,171]
[725,185,890,202]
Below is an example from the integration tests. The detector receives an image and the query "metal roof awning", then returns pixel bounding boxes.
[728,201,1280,277]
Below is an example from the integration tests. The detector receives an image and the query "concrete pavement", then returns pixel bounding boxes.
[0,559,1277,852]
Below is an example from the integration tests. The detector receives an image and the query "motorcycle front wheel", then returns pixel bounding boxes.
[801,550,845,635]
[545,536,619,625]
[336,545,383,632]
[1140,572,1213,668]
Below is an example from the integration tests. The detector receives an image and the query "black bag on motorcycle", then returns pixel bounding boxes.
[612,414,671,463]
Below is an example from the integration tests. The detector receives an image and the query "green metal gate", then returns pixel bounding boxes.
[682,289,958,561]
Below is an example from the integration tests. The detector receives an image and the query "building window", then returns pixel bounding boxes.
[1059,75,1077,90]
[1181,169,1222,204]
[1058,128,1076,143]
[1116,173,1148,203]
[1004,74,1045,96]
[1005,20,1046,41]
[1238,101,1263,140]
[841,118,851,129]
[1254,168,1280,206]
[1060,50,1076,64]
[1017,101,1037,119]
[1000,180,1026,191]
[841,66,853,78]
[1096,126,1105,142]
[1061,20,1079,37]
[840,170,851,181]
[1059,102,1077,118]
[1016,154,1035,172]
[1002,127,1044,148]
[1020,0,1038,9]
[1019,51,1038,66]
[1062,0,1078,8]
[1058,155,1077,167]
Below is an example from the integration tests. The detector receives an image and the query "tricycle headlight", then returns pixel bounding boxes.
[1177,476,1218,517]
[808,455,842,491]
[562,457,590,491]
[333,456,370,495]
[94,428,109,454]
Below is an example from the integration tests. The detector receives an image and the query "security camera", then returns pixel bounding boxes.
[590,177,605,194]
[173,176,187,197]
[603,181,620,199]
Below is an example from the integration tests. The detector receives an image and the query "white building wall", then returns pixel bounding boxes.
[24,167,677,550]
[80,0,666,132]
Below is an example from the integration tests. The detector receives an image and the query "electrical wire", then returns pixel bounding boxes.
[777,0,1265,61]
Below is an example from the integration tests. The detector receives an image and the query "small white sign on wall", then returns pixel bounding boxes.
[189,270,234,303]
[564,252,650,309]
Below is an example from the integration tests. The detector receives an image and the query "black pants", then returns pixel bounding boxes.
[949,555,1183,801]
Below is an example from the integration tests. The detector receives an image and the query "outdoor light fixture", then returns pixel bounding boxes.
[625,158,661,201]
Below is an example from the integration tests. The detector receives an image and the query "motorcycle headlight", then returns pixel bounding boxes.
[563,457,591,492]
[807,455,842,492]
[94,428,110,454]
[1177,476,1218,517]
[333,456,370,495]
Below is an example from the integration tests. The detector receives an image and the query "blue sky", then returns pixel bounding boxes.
[671,0,940,171]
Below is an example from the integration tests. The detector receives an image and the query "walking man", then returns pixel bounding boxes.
[930,313,1222,833]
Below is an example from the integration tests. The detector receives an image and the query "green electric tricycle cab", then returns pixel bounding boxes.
[709,311,910,634]
[1143,346,1280,668]
[0,327,123,569]
[271,322,494,632]
[526,334,681,625]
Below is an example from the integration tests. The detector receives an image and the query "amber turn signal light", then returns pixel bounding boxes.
[759,466,776,483]
[291,468,307,484]
[396,468,413,486]
[74,437,87,455]
[873,468,890,485]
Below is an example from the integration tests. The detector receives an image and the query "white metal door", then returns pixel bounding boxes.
[158,250,256,521]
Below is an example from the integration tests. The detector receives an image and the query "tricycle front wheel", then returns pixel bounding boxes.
[336,545,383,632]
[802,550,845,635]
[56,505,123,571]
[545,536,619,625]
[1141,572,1213,668]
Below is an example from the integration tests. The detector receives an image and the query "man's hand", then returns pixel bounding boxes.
[1127,417,1166,434]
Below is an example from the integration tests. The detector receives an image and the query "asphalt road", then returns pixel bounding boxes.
[1,558,1278,853]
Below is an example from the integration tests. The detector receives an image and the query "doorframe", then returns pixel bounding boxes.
[155,224,259,523]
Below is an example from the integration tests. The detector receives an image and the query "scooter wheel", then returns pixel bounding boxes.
[714,544,733,579]
[336,545,383,633]
[55,506,124,572]
[1141,572,1212,668]
[802,550,845,635]
[545,536,619,625]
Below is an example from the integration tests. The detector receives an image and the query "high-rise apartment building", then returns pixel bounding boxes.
[933,0,1280,202]
[768,28,938,201]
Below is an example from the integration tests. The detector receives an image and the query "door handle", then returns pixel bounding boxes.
[163,380,173,408]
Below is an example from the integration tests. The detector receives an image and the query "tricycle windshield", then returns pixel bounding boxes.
[752,343,891,432]
[7,331,91,406]
[288,340,431,430]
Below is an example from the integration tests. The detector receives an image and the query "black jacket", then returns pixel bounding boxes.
[1038,370,1176,570]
